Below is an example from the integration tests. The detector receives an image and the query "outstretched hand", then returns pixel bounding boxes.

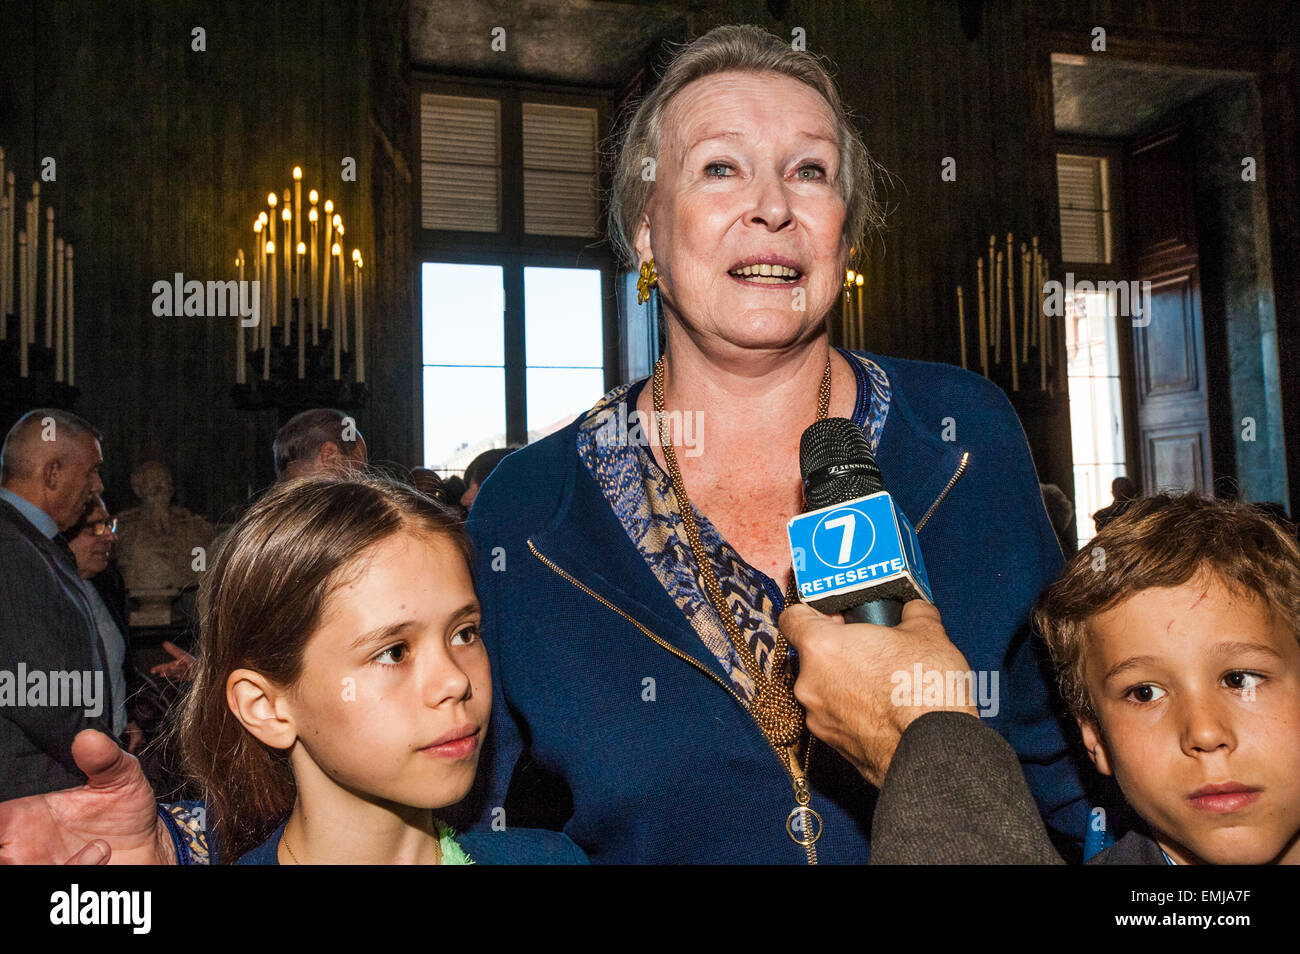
[0,730,174,865]
[150,641,195,681]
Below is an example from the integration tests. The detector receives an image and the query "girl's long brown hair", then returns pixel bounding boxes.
[176,472,471,863]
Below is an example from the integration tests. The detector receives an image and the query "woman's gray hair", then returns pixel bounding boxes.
[606,24,885,270]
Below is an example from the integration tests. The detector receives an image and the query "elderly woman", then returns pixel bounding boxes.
[459,24,1087,863]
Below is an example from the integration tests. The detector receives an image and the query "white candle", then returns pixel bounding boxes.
[1006,241,1018,392]
[842,271,853,349]
[956,284,966,371]
[17,229,28,377]
[293,167,302,259]
[0,193,8,337]
[993,249,1003,366]
[321,200,333,329]
[1032,237,1043,365]
[55,237,64,381]
[282,207,292,345]
[235,251,246,385]
[336,239,347,353]
[44,207,54,348]
[2,173,12,326]
[0,152,4,295]
[0,152,7,328]
[309,210,319,343]
[1038,253,1047,390]
[263,239,274,343]
[352,250,363,383]
[331,242,341,379]
[4,172,14,324]
[65,244,74,386]
[1022,243,1032,359]
[1042,258,1052,367]
[309,196,319,343]
[28,185,38,348]
[263,239,274,379]
[855,273,865,350]
[986,235,995,362]
[976,256,987,377]
[252,220,263,349]
[266,195,277,327]
[296,243,305,378]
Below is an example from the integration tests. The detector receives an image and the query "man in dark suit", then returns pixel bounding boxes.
[0,408,112,800]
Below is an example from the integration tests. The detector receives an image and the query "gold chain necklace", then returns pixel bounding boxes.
[652,353,830,850]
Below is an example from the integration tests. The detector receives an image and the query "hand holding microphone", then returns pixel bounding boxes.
[782,418,975,785]
[781,599,977,787]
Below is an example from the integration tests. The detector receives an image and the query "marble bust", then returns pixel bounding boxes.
[115,460,214,626]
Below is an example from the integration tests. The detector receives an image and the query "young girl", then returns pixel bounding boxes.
[177,473,584,864]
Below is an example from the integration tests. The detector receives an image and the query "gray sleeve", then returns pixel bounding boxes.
[869,711,1065,864]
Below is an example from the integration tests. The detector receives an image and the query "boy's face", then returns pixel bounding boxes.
[1079,572,1300,864]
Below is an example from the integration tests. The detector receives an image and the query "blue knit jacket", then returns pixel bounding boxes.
[458,351,1088,863]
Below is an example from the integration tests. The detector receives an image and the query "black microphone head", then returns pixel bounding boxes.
[800,417,883,509]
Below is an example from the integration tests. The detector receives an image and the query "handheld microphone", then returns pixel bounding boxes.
[786,418,932,626]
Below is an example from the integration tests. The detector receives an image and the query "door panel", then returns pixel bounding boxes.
[1126,124,1212,494]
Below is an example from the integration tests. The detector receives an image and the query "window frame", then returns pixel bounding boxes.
[411,73,620,452]
[1056,136,1142,526]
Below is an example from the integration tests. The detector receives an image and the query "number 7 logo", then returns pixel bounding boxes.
[823,513,856,565]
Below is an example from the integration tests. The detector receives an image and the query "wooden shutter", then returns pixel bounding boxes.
[1057,154,1111,264]
[421,94,501,232]
[522,103,599,237]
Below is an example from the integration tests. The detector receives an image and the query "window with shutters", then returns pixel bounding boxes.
[421,95,503,233]
[414,80,614,477]
[1057,154,1113,265]
[1056,143,1135,549]
[522,103,600,238]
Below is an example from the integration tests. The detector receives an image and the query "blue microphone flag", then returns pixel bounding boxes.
[787,490,933,614]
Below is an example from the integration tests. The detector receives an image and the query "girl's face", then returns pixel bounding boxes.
[280,530,490,811]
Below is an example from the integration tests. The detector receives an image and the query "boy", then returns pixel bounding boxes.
[1036,493,1300,864]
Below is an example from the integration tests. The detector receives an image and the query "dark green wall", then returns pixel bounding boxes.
[0,0,412,524]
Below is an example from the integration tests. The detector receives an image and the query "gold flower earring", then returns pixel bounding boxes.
[636,258,657,304]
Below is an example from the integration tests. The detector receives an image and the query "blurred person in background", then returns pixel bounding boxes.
[273,409,368,482]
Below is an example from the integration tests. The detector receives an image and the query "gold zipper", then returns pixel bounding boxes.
[528,539,820,864]
[915,451,970,532]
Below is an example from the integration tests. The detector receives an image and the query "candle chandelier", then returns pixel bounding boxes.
[954,232,1055,393]
[231,166,369,415]
[0,146,79,411]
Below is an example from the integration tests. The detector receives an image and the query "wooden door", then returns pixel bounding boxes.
[1125,124,1213,495]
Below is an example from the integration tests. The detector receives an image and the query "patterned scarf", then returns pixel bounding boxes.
[575,350,891,700]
